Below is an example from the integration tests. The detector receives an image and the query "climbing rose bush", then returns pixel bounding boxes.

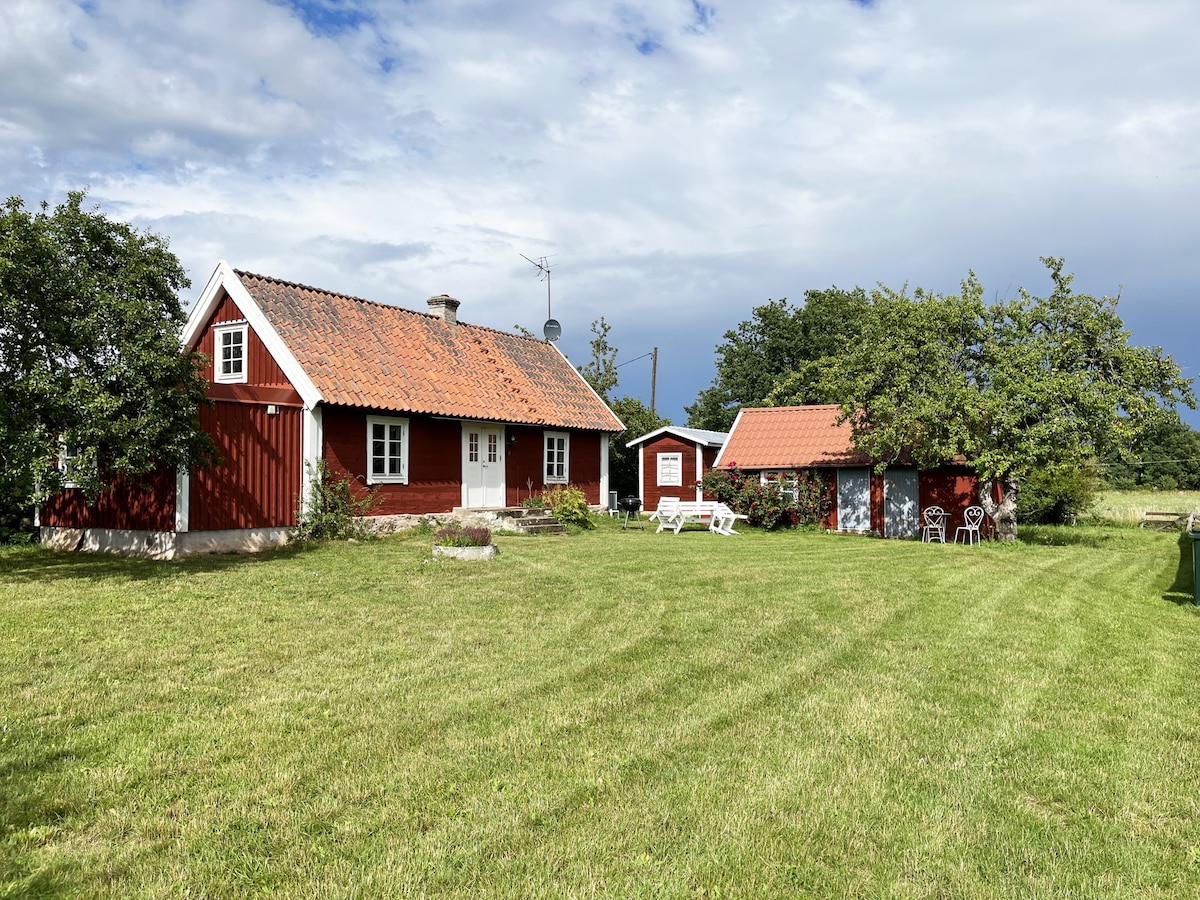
[700,466,830,530]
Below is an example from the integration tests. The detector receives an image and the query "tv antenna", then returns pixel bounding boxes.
[520,253,560,341]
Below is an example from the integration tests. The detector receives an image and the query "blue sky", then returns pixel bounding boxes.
[2,0,1198,428]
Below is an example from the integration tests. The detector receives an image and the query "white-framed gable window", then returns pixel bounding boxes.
[367,416,409,484]
[657,452,682,486]
[214,322,248,383]
[544,431,569,484]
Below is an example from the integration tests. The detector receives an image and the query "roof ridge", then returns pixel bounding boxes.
[234,268,552,345]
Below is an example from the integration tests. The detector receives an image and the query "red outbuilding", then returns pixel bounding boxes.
[40,261,623,557]
[714,405,981,537]
[626,426,728,512]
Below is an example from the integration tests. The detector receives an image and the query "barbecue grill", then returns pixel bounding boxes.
[617,495,643,530]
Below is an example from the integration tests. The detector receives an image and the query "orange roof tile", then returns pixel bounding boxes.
[715,405,872,469]
[236,271,623,432]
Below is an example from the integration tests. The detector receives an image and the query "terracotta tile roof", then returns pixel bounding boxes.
[236,271,623,431]
[715,405,872,469]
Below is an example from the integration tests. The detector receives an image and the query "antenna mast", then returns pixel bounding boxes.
[521,253,561,341]
[520,253,553,319]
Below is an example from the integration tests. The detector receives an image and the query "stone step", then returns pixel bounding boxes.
[519,522,568,535]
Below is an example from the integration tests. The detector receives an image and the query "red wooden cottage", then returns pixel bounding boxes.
[39,261,623,557]
[714,405,978,537]
[626,426,728,512]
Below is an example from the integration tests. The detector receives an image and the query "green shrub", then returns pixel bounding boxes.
[294,460,378,542]
[520,494,545,509]
[542,484,594,529]
[1020,464,1099,525]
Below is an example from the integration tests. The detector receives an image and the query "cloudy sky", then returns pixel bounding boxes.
[3,0,1198,427]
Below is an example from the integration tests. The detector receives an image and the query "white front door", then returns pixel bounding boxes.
[837,468,871,532]
[883,468,919,538]
[463,424,506,508]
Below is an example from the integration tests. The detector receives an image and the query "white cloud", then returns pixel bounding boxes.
[1,0,1198,424]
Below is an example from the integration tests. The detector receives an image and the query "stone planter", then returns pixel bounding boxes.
[432,543,498,561]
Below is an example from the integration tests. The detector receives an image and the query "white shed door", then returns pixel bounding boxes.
[837,468,871,532]
[883,468,919,538]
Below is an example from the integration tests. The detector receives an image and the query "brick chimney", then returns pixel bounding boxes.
[426,294,460,325]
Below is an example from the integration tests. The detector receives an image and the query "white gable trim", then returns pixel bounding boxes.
[547,341,625,432]
[183,261,324,410]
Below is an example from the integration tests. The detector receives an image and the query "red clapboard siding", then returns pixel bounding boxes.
[190,401,303,530]
[40,469,176,531]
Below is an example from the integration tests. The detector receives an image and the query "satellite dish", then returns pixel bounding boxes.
[543,318,561,342]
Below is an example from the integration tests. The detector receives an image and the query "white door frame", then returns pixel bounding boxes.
[461,422,506,508]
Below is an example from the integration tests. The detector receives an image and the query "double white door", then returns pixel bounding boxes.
[463,424,505,508]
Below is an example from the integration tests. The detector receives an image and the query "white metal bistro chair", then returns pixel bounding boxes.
[921,506,948,543]
[955,506,985,545]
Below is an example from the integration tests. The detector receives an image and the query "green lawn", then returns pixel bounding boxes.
[2,520,1199,898]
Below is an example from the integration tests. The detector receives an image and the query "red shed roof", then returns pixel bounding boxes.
[226,270,622,432]
[714,405,872,469]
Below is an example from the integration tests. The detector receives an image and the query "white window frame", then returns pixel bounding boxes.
[762,470,799,503]
[58,440,91,489]
[657,452,683,487]
[214,322,248,384]
[366,415,409,485]
[544,431,569,484]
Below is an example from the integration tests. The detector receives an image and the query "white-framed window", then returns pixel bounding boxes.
[214,323,248,383]
[544,431,569,484]
[657,452,682,486]
[58,440,90,489]
[367,416,409,484]
[762,470,799,503]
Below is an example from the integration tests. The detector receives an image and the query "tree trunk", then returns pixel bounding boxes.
[978,475,1019,541]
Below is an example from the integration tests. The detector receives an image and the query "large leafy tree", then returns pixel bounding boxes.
[1101,416,1200,491]
[0,192,215,515]
[686,288,870,430]
[576,317,669,498]
[824,258,1194,539]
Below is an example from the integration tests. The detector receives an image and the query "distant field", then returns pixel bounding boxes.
[1089,489,1200,526]
[2,520,1198,898]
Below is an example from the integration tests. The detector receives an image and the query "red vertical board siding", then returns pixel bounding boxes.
[505,425,547,506]
[568,431,601,504]
[323,407,463,514]
[819,468,838,530]
[640,435,698,511]
[190,402,303,530]
[192,292,291,387]
[919,467,979,531]
[870,472,885,534]
[40,469,176,531]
